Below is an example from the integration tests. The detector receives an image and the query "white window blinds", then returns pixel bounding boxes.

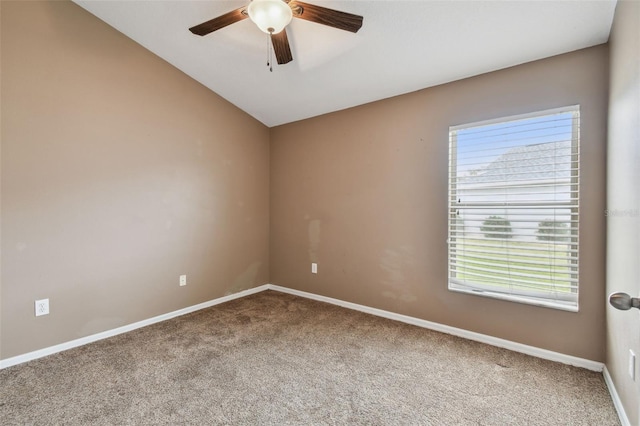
[448,106,580,311]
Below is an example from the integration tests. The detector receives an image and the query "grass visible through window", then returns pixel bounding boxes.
[452,238,575,293]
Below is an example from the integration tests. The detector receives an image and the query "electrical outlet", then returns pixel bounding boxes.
[630,350,636,381]
[35,299,49,317]
[311,263,318,274]
[179,275,187,286]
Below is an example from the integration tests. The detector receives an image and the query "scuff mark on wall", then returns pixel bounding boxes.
[308,219,321,263]
[78,317,126,337]
[380,246,417,303]
[226,261,262,295]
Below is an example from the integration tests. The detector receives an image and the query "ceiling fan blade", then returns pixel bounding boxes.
[189,7,248,36]
[289,1,363,33]
[271,29,293,65]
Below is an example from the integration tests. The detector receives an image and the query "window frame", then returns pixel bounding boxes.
[447,105,580,312]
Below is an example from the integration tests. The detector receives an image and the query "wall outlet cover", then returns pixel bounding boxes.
[35,299,49,317]
[179,275,187,286]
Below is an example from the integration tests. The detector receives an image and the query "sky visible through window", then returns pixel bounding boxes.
[455,112,574,177]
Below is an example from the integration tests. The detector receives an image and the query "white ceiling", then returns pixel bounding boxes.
[74,0,617,127]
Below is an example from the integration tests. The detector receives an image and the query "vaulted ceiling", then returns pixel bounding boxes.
[74,1,617,127]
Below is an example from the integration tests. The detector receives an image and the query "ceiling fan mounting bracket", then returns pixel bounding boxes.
[291,4,304,16]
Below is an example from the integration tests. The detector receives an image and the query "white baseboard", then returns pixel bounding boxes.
[0,282,604,374]
[2,282,624,423]
[0,284,270,369]
[267,284,604,372]
[603,365,632,426]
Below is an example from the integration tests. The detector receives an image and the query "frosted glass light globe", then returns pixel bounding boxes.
[247,0,293,34]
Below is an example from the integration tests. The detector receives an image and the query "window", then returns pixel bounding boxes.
[448,106,580,311]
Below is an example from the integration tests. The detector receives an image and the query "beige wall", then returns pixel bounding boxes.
[0,0,614,370]
[271,45,609,362]
[0,1,270,359]
[606,1,640,424]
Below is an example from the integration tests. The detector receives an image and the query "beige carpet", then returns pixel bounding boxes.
[0,290,619,425]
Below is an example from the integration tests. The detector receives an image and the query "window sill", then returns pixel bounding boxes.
[448,285,579,312]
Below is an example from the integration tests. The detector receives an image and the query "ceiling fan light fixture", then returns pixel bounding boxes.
[247,0,293,34]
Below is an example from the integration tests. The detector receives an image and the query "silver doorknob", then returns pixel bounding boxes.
[609,292,640,311]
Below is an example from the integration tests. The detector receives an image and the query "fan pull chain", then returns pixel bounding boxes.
[266,34,270,70]
[266,33,273,72]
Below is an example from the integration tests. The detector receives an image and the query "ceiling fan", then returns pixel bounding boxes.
[189,0,363,67]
